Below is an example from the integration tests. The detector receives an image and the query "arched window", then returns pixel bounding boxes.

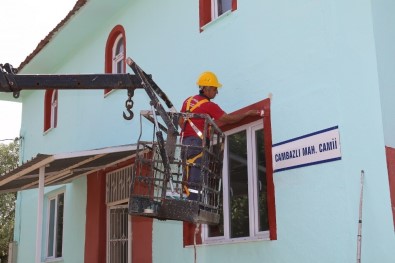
[44,89,58,132]
[105,25,126,95]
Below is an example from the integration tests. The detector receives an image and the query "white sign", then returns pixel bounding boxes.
[272,126,341,172]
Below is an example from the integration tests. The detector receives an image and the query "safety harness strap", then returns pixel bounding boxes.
[187,96,209,112]
[184,96,209,139]
[184,152,203,196]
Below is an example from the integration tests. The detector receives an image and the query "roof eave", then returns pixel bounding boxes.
[17,0,88,72]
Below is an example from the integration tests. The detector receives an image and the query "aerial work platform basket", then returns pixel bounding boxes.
[129,111,225,225]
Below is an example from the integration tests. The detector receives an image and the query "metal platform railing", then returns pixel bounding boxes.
[129,111,224,225]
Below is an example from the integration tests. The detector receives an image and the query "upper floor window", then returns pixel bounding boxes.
[46,191,64,260]
[113,35,125,74]
[199,0,237,30]
[105,25,126,95]
[44,89,58,132]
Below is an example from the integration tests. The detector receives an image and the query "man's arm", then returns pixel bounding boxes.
[218,110,262,124]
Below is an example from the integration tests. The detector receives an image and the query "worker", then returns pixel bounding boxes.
[180,71,262,200]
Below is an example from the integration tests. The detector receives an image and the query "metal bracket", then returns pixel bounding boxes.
[0,63,20,98]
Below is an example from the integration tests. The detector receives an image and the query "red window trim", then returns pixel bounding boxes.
[385,146,395,229]
[232,0,237,11]
[44,89,58,132]
[199,0,211,31]
[199,0,238,32]
[104,25,126,95]
[183,98,277,245]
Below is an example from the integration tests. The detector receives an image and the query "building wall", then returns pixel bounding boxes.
[371,0,395,148]
[14,0,395,262]
[14,177,86,262]
[62,177,87,263]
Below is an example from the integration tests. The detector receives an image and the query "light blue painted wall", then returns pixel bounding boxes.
[62,177,87,263]
[14,177,86,262]
[14,190,37,263]
[14,0,395,262]
[371,0,395,148]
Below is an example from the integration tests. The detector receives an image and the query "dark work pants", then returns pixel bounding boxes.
[182,136,203,201]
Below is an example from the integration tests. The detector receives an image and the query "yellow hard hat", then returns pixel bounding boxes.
[196,71,222,88]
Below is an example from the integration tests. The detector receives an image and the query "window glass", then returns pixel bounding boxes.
[115,37,124,54]
[46,192,64,259]
[56,193,64,257]
[228,130,250,238]
[51,90,58,129]
[117,60,123,74]
[113,36,125,74]
[217,0,232,16]
[47,199,56,257]
[44,89,58,132]
[208,192,224,237]
[255,129,269,232]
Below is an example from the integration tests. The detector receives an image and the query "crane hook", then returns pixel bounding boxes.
[123,102,134,120]
[123,88,135,120]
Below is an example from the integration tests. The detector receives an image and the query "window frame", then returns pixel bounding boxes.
[112,34,125,74]
[211,0,233,19]
[105,165,133,263]
[44,89,58,133]
[199,0,237,31]
[45,191,65,260]
[104,25,126,96]
[203,121,270,243]
[251,123,270,237]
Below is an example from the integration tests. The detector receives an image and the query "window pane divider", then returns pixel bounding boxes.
[247,126,255,237]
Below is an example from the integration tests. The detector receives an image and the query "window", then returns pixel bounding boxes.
[108,205,129,263]
[44,89,58,132]
[105,25,126,95]
[204,121,269,241]
[199,0,237,30]
[113,35,125,74]
[106,166,132,263]
[46,192,64,259]
[183,98,276,246]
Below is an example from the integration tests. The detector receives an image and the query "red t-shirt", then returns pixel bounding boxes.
[180,95,225,138]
